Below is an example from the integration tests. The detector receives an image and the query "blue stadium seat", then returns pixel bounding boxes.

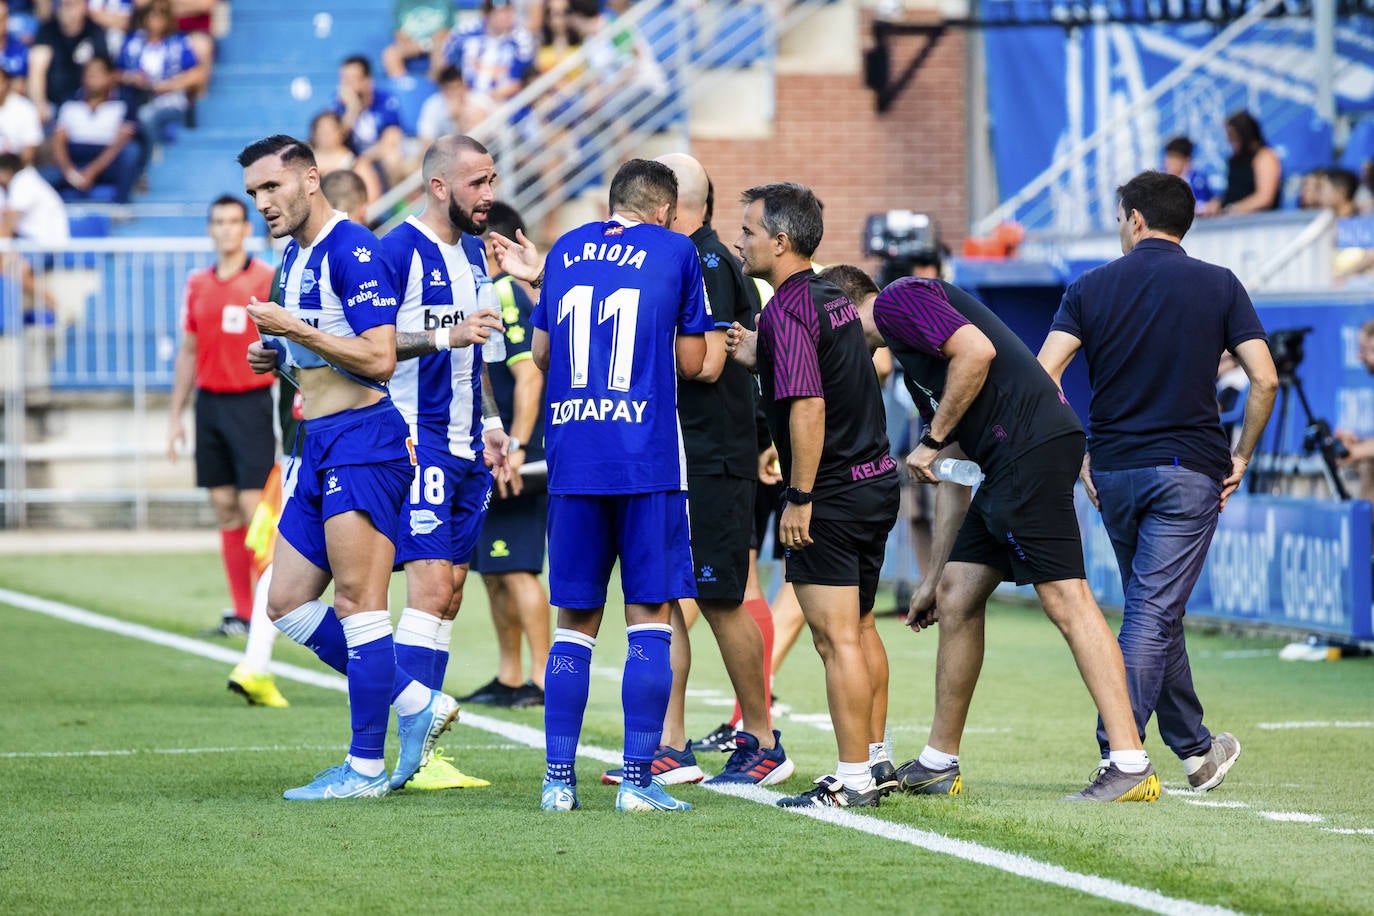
[67,213,112,238]
[385,75,438,137]
[1339,118,1374,170]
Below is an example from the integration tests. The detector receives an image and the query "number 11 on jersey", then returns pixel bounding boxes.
[557,284,641,393]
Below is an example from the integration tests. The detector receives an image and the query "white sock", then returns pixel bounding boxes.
[240,564,278,673]
[1109,749,1150,775]
[347,754,385,778]
[836,759,875,793]
[340,610,392,647]
[868,742,889,765]
[918,744,958,771]
[393,680,432,717]
[554,626,597,650]
[434,619,454,655]
[273,598,329,645]
[395,606,441,648]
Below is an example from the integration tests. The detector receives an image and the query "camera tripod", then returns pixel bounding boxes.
[1248,369,1349,500]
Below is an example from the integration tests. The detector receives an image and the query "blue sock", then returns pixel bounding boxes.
[394,607,440,691]
[622,624,672,789]
[544,634,595,786]
[272,601,348,673]
[340,611,396,763]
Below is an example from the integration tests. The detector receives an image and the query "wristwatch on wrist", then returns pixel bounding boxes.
[782,487,813,506]
[919,432,948,451]
[507,437,522,453]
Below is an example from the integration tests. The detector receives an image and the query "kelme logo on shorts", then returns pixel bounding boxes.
[410,509,443,536]
[490,539,510,558]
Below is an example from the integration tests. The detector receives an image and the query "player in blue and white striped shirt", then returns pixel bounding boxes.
[241,134,456,801]
[381,135,509,791]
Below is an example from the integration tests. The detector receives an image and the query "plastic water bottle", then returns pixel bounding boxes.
[476,274,506,363]
[934,457,983,486]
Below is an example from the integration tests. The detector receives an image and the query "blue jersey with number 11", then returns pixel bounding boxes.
[532,219,712,495]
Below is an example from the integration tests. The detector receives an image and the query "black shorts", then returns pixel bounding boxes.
[687,474,754,602]
[751,479,785,559]
[470,491,548,575]
[948,432,1087,586]
[194,388,275,491]
[783,477,899,614]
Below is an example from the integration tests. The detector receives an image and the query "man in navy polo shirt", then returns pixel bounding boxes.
[1039,169,1278,794]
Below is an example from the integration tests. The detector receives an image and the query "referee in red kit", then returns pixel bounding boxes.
[167,194,278,636]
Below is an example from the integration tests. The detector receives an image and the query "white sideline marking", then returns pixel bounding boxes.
[1257,811,1324,823]
[1181,799,1249,809]
[1324,828,1374,835]
[0,744,525,760]
[1256,721,1374,730]
[1,587,1240,916]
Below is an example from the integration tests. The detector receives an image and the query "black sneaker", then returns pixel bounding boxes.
[871,759,899,797]
[894,757,963,795]
[689,722,738,754]
[776,774,880,809]
[510,681,545,708]
[201,615,249,638]
[1062,762,1160,803]
[457,677,519,706]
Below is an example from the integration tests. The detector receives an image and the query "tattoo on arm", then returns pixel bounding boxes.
[395,331,436,361]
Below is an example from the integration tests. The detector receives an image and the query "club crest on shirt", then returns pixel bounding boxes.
[300,268,317,295]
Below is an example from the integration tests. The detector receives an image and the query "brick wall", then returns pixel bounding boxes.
[694,26,967,274]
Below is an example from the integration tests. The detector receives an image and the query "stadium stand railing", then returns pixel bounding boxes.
[367,0,835,233]
[0,239,269,528]
[973,0,1318,236]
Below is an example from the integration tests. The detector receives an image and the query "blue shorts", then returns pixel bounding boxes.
[546,490,695,609]
[277,399,414,574]
[470,491,548,575]
[395,446,492,567]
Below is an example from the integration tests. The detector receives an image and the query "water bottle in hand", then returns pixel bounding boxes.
[934,457,983,486]
[482,322,506,363]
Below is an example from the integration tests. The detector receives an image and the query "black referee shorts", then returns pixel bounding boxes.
[194,388,275,491]
[783,477,899,614]
[687,474,754,603]
[948,432,1087,586]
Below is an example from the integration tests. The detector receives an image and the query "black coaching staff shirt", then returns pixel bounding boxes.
[756,269,897,517]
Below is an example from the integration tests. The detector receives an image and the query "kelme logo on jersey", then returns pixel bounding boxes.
[352,247,373,263]
[409,509,443,536]
[702,252,720,268]
[325,472,341,496]
[300,268,317,295]
[429,269,447,287]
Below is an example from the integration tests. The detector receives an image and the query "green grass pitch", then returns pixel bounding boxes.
[1,551,1371,914]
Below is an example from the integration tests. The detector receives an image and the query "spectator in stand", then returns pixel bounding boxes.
[1163,136,1212,213]
[119,0,206,171]
[1336,320,1374,501]
[320,168,369,225]
[29,0,110,122]
[416,64,482,144]
[4,0,41,42]
[0,66,42,163]
[1204,110,1281,216]
[309,110,381,206]
[1297,167,1326,210]
[1,1,30,96]
[42,53,140,202]
[535,0,590,75]
[87,0,134,59]
[333,54,408,187]
[381,0,453,79]
[1324,168,1374,283]
[0,152,67,324]
[437,0,534,118]
[137,0,215,86]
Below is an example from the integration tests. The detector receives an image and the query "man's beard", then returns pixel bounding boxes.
[448,196,485,236]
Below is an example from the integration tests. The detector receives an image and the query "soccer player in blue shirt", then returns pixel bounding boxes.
[532,159,713,812]
[382,135,509,791]
[240,135,455,800]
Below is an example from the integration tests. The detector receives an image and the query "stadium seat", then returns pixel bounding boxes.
[385,75,438,137]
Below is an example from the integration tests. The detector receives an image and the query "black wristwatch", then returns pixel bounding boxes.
[782,487,813,506]
[920,432,949,451]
